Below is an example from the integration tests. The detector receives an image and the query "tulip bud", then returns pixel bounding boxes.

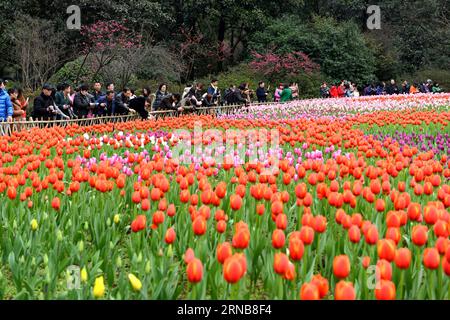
[106,218,111,227]
[84,222,89,230]
[109,241,114,250]
[43,212,48,220]
[13,220,17,230]
[116,256,122,268]
[128,273,142,291]
[137,252,143,263]
[93,276,105,299]
[78,240,84,253]
[19,256,25,264]
[158,248,163,257]
[81,267,88,282]
[57,230,63,241]
[145,261,151,274]
[167,245,173,258]
[43,254,48,265]
[31,257,36,266]
[67,219,72,228]
[31,219,38,231]
[45,269,51,283]
[114,214,120,224]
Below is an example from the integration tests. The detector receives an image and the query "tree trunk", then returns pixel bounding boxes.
[217,14,226,73]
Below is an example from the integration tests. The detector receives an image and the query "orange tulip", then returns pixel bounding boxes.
[376,259,392,281]
[375,280,396,300]
[311,274,329,298]
[192,216,207,236]
[333,255,350,279]
[394,248,411,269]
[423,248,440,270]
[412,225,428,246]
[377,239,396,262]
[216,242,232,264]
[300,283,320,300]
[272,229,285,249]
[164,227,176,244]
[187,258,203,283]
[223,254,245,284]
[334,281,356,300]
[131,215,146,233]
[273,252,290,275]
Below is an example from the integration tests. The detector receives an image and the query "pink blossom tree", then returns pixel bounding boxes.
[249,50,319,83]
[75,20,142,84]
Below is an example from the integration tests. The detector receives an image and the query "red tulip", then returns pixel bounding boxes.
[223,254,245,284]
[51,197,61,211]
[193,216,207,236]
[272,229,285,249]
[311,274,329,298]
[377,239,396,262]
[365,225,379,245]
[334,281,356,300]
[376,259,392,281]
[288,237,304,261]
[216,242,232,264]
[230,194,243,211]
[184,248,195,264]
[333,255,350,279]
[273,252,290,275]
[299,226,315,245]
[394,248,411,269]
[300,283,320,300]
[131,215,146,233]
[164,227,176,244]
[232,228,250,249]
[216,220,227,233]
[423,248,440,270]
[412,225,428,246]
[375,280,396,300]
[187,258,203,283]
[348,225,361,243]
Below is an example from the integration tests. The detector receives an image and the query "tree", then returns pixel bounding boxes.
[9,14,68,90]
[76,20,142,84]
[249,50,319,83]
[249,16,377,84]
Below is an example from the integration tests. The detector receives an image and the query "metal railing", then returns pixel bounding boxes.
[0,102,275,135]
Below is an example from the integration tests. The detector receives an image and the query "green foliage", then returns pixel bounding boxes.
[198,62,327,99]
[249,15,377,85]
[49,58,104,86]
[401,69,450,92]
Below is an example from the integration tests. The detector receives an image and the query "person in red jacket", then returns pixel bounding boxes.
[330,84,338,98]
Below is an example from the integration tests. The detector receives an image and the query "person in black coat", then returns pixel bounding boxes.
[97,91,116,116]
[114,87,136,115]
[386,80,399,95]
[129,96,152,119]
[157,94,182,112]
[256,81,268,103]
[33,84,57,120]
[73,84,96,118]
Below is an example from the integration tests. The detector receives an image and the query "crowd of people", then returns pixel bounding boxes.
[0,77,446,122]
[320,79,444,98]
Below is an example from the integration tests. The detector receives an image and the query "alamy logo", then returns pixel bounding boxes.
[67,265,81,290]
[66,5,81,30]
[367,5,381,30]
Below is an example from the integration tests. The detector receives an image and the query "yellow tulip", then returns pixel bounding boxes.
[128,273,142,291]
[93,276,105,298]
[30,219,38,231]
[81,267,88,283]
[114,214,120,224]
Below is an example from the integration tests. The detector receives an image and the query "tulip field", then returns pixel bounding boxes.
[0,93,450,300]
